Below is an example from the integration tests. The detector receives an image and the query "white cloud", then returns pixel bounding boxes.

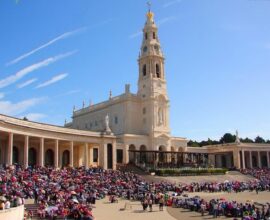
[129,31,142,39]
[0,97,45,116]
[22,113,47,121]
[157,16,177,26]
[163,0,182,8]
[0,93,4,99]
[0,51,76,89]
[17,78,37,89]
[56,89,80,97]
[6,27,85,66]
[36,73,68,89]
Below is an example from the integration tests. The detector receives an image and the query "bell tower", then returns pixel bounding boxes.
[137,8,171,138]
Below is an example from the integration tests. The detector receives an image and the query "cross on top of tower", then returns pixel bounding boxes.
[147,1,151,12]
[146,1,154,21]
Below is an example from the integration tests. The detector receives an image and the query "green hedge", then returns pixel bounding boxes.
[152,168,228,176]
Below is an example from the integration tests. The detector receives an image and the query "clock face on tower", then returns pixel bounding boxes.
[143,46,148,52]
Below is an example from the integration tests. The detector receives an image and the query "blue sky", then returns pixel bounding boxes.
[0,0,270,141]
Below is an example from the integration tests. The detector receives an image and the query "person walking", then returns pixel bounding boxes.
[159,196,164,211]
[148,198,153,212]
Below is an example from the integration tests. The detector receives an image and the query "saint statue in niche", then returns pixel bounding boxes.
[158,107,163,125]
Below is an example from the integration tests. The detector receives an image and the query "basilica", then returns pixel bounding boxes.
[0,10,270,170]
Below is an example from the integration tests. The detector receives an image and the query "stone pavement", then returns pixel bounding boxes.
[93,198,176,220]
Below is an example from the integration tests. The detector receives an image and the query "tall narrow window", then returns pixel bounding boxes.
[153,32,156,39]
[142,107,146,114]
[145,33,148,40]
[143,64,147,76]
[114,116,118,124]
[156,64,160,78]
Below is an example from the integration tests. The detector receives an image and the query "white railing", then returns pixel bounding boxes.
[0,205,24,220]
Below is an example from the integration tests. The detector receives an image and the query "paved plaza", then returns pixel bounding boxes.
[93,198,175,220]
[168,191,270,220]
[93,189,270,220]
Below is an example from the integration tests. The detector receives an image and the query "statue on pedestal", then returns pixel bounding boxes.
[235,130,240,144]
[104,114,112,134]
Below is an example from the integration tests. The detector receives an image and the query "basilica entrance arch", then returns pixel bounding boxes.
[29,148,37,166]
[45,149,54,166]
[62,150,70,167]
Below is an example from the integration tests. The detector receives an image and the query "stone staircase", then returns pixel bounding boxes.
[227,170,242,175]
[117,164,147,176]
[25,200,39,219]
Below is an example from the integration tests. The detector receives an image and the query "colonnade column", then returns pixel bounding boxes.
[258,151,261,168]
[54,139,59,168]
[7,133,13,165]
[233,150,240,169]
[112,140,117,170]
[241,150,245,169]
[267,152,270,168]
[84,143,89,168]
[249,151,253,168]
[123,144,129,164]
[39,137,44,166]
[24,135,29,168]
[70,141,74,167]
[99,141,107,169]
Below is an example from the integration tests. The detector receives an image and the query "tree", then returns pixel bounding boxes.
[187,140,200,147]
[255,136,265,143]
[219,133,236,144]
[23,116,28,121]
[240,137,254,143]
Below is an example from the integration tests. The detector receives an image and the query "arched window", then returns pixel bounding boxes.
[142,64,147,76]
[145,33,148,40]
[153,32,156,39]
[156,64,160,78]
[45,149,54,166]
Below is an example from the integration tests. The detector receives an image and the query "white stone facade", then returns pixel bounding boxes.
[66,10,188,156]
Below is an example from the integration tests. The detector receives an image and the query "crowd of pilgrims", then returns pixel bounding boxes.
[0,165,269,219]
